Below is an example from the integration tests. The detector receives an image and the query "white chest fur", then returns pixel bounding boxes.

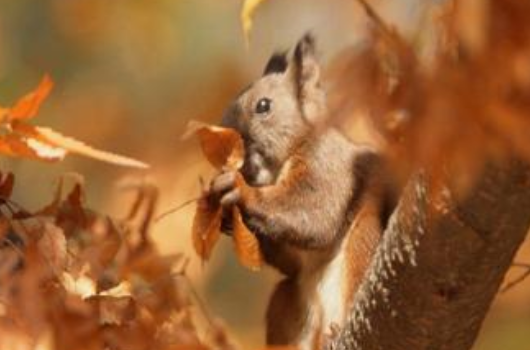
[316,244,346,328]
[297,241,347,350]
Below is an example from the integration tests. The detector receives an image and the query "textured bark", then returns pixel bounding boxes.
[330,160,530,350]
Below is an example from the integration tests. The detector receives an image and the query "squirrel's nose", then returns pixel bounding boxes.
[220,103,243,130]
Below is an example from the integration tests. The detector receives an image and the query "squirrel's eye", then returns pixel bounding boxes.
[255,98,272,115]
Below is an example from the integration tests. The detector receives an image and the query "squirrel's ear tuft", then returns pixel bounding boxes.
[294,33,316,65]
[263,52,288,76]
[292,33,325,124]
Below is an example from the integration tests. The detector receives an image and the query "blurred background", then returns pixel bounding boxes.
[0,0,528,348]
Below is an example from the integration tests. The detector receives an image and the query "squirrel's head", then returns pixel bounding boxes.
[222,34,325,185]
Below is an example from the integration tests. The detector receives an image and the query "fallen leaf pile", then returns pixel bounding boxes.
[184,121,263,271]
[0,173,237,350]
[0,75,148,169]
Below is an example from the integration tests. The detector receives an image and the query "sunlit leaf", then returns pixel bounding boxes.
[0,121,149,167]
[191,194,222,261]
[9,75,54,121]
[0,133,66,161]
[35,126,149,168]
[26,136,68,160]
[241,0,267,46]
[99,281,133,297]
[188,121,263,269]
[184,120,244,170]
[0,75,149,169]
[61,269,97,299]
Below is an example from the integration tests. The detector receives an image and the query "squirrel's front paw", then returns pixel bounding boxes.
[210,170,241,208]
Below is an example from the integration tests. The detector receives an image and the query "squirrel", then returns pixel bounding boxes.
[209,34,395,350]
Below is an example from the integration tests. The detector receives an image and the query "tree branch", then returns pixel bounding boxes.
[330,160,530,350]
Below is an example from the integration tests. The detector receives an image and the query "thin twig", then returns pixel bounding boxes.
[154,197,200,223]
[511,262,530,268]
[501,265,530,293]
[139,186,158,245]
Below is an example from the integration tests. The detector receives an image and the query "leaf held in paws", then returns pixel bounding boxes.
[233,206,263,270]
[191,195,222,261]
[186,120,263,269]
[184,120,244,170]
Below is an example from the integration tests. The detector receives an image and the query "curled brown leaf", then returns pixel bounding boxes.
[184,121,244,170]
[232,206,262,271]
[192,195,222,262]
[186,120,263,270]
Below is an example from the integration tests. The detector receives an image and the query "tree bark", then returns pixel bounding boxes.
[330,160,530,350]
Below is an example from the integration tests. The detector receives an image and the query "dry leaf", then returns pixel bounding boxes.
[0,75,149,169]
[187,120,262,270]
[34,126,149,168]
[241,0,267,46]
[0,216,9,242]
[38,222,67,274]
[7,122,149,168]
[232,206,262,270]
[34,329,55,350]
[0,172,15,199]
[82,217,122,271]
[0,133,66,161]
[191,195,222,261]
[96,295,136,325]
[99,281,133,297]
[184,120,244,170]
[62,269,97,299]
[8,75,53,121]
[0,327,34,350]
[0,167,215,349]
[155,311,204,349]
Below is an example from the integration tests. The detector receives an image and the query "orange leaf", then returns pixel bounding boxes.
[9,75,53,121]
[7,122,149,168]
[191,194,222,261]
[34,126,149,168]
[38,222,67,274]
[232,206,263,270]
[188,120,263,270]
[0,172,15,199]
[0,108,8,124]
[184,120,244,170]
[241,0,267,46]
[0,133,66,161]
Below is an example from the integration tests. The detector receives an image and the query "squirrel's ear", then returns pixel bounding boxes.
[291,34,325,123]
[263,52,288,76]
[293,34,321,95]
